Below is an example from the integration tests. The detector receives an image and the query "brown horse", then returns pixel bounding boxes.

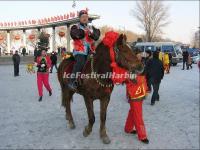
[57,34,144,144]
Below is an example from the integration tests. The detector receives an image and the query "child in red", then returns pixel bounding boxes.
[124,52,149,144]
[36,50,52,101]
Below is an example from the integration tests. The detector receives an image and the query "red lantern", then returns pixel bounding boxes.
[0,35,4,41]
[14,35,20,40]
[14,22,17,26]
[28,34,36,40]
[48,18,50,23]
[11,22,13,26]
[59,31,65,37]
[4,22,7,27]
[57,15,60,21]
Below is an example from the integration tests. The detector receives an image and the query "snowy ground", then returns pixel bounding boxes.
[0,63,199,149]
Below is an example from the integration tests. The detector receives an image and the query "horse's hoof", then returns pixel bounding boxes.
[83,126,92,137]
[101,136,111,144]
[68,122,76,129]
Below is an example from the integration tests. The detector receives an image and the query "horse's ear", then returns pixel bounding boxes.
[123,34,127,42]
[117,34,125,46]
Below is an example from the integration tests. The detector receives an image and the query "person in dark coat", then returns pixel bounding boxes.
[144,50,152,93]
[146,51,164,105]
[50,51,58,73]
[22,47,26,56]
[182,49,189,70]
[12,50,20,76]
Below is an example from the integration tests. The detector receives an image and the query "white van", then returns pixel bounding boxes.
[135,42,183,66]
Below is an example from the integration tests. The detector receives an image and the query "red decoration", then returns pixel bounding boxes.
[51,17,54,22]
[64,14,67,20]
[57,15,60,21]
[59,31,65,37]
[32,20,36,24]
[0,35,4,41]
[54,16,57,22]
[60,15,63,20]
[102,31,127,84]
[14,35,20,40]
[28,34,36,40]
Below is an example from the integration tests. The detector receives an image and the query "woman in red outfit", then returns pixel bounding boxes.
[124,52,149,144]
[35,50,52,101]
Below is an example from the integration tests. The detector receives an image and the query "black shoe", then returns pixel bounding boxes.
[141,138,149,144]
[156,96,159,101]
[49,91,52,96]
[151,101,155,105]
[38,96,42,102]
[50,72,52,73]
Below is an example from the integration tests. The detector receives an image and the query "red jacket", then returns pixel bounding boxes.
[126,75,148,101]
[70,24,100,55]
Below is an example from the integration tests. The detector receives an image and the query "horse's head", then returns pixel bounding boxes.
[114,34,144,74]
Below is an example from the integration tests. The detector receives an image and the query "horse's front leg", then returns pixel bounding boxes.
[100,97,111,144]
[83,97,95,137]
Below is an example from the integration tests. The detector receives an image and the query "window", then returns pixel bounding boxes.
[162,45,174,53]
[145,45,155,51]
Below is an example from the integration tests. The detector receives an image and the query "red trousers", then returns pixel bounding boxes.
[37,73,52,96]
[124,100,147,140]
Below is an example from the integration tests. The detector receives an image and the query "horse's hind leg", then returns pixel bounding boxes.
[83,97,95,137]
[99,97,111,144]
[63,89,75,129]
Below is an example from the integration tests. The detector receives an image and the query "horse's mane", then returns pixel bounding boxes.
[93,42,112,74]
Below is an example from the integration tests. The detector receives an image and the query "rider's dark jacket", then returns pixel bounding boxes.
[70,23,100,56]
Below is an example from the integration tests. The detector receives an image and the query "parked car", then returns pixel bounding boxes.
[192,53,200,64]
[135,42,183,66]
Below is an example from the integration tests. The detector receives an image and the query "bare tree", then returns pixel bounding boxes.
[131,0,170,42]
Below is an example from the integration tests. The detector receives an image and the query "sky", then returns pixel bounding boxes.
[0,0,199,44]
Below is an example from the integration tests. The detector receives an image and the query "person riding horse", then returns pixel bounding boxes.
[67,10,101,91]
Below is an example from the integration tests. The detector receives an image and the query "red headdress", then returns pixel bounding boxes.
[102,31,127,84]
